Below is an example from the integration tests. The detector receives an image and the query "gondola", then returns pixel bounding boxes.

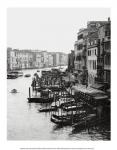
[28,97,54,103]
[51,110,86,126]
[38,106,58,112]
[72,114,96,129]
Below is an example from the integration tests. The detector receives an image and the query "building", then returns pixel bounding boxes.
[87,31,99,85]
[74,28,88,84]
[59,52,68,66]
[35,52,42,68]
[87,19,111,86]
[73,19,111,86]
[48,53,54,67]
[68,50,75,72]
[7,47,12,71]
[98,19,111,86]
[74,28,88,73]
[10,49,19,70]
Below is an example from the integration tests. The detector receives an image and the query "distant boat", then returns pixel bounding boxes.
[24,74,31,77]
[7,74,18,79]
[11,89,17,93]
[7,71,23,79]
[37,70,40,72]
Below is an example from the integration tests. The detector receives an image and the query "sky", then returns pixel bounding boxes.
[7,8,110,53]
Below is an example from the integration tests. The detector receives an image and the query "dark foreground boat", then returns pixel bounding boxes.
[28,97,54,103]
[51,110,86,126]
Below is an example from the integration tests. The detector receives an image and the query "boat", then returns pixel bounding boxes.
[28,97,54,103]
[51,97,75,108]
[7,71,23,79]
[51,110,86,126]
[37,70,40,72]
[11,89,17,93]
[24,74,31,77]
[38,106,58,112]
[9,71,23,77]
[7,74,18,79]
[61,101,83,110]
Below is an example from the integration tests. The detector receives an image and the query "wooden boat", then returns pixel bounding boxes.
[7,74,18,79]
[62,102,83,111]
[7,71,23,79]
[11,89,17,93]
[28,97,54,103]
[24,74,31,77]
[51,98,75,108]
[51,110,86,126]
[38,106,58,112]
[8,71,23,77]
[28,87,54,103]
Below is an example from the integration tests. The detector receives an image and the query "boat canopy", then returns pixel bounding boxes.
[72,85,108,102]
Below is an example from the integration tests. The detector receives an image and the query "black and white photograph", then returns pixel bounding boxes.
[7,8,111,141]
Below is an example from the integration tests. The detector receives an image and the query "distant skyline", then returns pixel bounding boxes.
[7,8,110,54]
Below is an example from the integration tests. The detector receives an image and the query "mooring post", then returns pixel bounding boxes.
[29,87,31,98]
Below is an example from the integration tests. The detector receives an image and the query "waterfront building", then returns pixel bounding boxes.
[74,28,88,72]
[42,51,49,68]
[87,19,111,87]
[60,52,68,66]
[98,19,111,86]
[68,50,75,72]
[35,52,42,68]
[87,31,99,85]
[9,49,19,70]
[73,19,111,86]
[48,53,54,67]
[74,28,88,84]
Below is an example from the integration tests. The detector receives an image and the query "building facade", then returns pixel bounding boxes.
[73,18,111,87]
[68,50,75,72]
[7,48,68,71]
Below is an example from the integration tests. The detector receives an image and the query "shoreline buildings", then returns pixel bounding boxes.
[7,48,68,71]
[68,18,111,88]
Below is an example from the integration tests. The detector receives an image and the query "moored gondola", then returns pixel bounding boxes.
[51,110,86,126]
[28,97,54,103]
[38,106,58,112]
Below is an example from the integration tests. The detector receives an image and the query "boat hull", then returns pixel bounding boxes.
[27,97,54,103]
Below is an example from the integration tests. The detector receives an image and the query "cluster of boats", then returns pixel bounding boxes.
[7,71,31,79]
[27,68,110,131]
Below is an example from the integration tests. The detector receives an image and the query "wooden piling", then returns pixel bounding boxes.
[29,87,31,98]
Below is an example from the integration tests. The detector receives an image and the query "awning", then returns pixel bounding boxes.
[90,83,104,90]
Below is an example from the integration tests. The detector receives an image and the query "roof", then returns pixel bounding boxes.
[72,86,108,101]
[90,83,104,90]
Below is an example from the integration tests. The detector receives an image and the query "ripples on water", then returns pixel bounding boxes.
[7,69,110,140]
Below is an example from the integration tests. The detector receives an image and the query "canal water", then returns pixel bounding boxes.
[7,68,110,140]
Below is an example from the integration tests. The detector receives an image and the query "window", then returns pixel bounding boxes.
[78,34,83,40]
[95,40,97,44]
[95,49,97,55]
